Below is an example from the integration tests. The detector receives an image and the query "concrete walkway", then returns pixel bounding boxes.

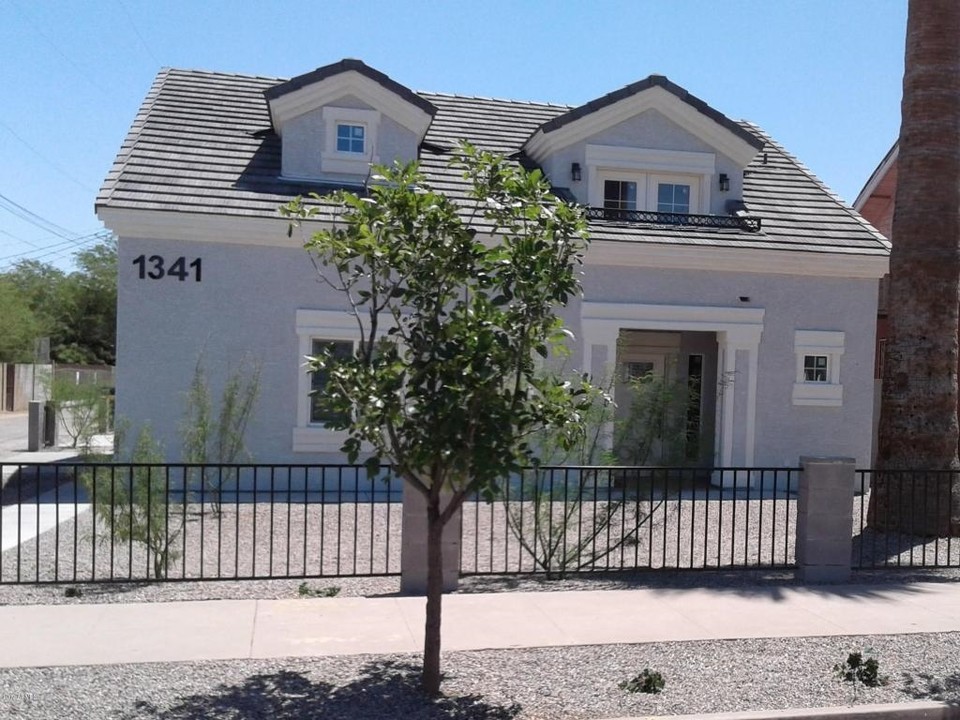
[2,580,960,668]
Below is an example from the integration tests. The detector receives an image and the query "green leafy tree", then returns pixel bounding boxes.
[282,146,591,695]
[0,278,40,362]
[1,237,116,365]
[50,375,110,449]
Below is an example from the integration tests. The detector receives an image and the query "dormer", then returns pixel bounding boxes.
[265,59,436,184]
[524,75,764,227]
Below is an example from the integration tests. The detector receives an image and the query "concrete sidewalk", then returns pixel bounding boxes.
[2,580,960,669]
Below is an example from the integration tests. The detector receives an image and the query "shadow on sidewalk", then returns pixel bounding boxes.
[457,568,954,602]
[126,660,520,719]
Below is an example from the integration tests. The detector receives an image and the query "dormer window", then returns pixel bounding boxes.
[321,106,380,175]
[587,147,712,217]
[604,180,638,211]
[336,123,366,154]
[657,182,691,214]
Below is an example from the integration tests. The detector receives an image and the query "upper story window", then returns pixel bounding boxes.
[585,145,714,217]
[336,124,365,154]
[320,106,381,176]
[657,183,691,214]
[604,180,638,211]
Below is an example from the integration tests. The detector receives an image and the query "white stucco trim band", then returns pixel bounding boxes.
[581,302,764,467]
[98,208,890,280]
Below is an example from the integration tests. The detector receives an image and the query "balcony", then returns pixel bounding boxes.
[584,207,762,232]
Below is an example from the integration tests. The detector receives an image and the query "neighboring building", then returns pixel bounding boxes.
[853,142,897,382]
[97,59,888,478]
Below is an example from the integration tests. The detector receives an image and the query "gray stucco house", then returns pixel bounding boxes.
[96,59,888,478]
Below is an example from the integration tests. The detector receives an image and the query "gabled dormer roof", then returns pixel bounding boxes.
[264,58,436,139]
[524,74,764,168]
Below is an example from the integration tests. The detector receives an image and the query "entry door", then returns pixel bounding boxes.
[615,352,674,465]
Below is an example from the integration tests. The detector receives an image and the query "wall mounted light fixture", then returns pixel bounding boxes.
[571,162,582,182]
[719,173,730,192]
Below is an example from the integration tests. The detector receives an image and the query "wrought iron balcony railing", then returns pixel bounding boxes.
[585,207,762,232]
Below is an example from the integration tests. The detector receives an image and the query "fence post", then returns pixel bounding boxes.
[400,481,461,595]
[27,400,43,451]
[797,456,855,582]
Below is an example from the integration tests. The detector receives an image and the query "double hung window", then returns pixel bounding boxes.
[656,183,691,214]
[309,339,354,425]
[604,180,638,211]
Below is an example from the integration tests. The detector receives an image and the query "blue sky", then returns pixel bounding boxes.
[0,0,907,270]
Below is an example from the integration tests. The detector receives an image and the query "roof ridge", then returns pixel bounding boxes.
[166,67,287,83]
[740,120,889,248]
[418,90,572,109]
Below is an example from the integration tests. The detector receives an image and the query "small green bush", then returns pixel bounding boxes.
[619,668,665,694]
[834,650,887,689]
[297,582,341,598]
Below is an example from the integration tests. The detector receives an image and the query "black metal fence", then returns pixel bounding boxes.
[853,469,960,569]
[0,462,402,584]
[461,466,798,576]
[14,461,960,585]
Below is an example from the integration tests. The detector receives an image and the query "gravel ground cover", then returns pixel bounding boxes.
[1,633,959,719]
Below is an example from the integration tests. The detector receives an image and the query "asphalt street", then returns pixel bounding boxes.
[0,412,28,459]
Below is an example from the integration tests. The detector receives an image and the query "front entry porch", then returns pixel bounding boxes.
[581,302,765,487]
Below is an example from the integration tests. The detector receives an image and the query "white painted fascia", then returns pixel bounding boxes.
[97,208,299,247]
[268,71,433,140]
[586,240,889,279]
[525,85,760,168]
[98,207,890,280]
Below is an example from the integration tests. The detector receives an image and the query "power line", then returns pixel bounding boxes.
[0,191,81,241]
[116,0,161,66]
[0,229,110,267]
[8,1,115,102]
[0,119,95,193]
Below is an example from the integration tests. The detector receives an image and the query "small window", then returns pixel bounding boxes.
[336,124,365,154]
[803,355,828,383]
[310,339,353,424]
[657,183,691,214]
[792,330,844,407]
[604,180,637,211]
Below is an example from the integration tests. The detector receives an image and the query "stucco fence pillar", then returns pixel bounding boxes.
[796,456,855,582]
[400,481,462,594]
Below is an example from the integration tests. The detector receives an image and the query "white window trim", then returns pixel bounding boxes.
[792,330,845,407]
[586,145,713,213]
[294,310,360,453]
[321,106,380,175]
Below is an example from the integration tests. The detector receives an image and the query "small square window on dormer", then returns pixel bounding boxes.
[321,106,380,176]
[336,124,365,154]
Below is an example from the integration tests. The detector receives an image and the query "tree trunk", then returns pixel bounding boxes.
[871,0,960,536]
[421,485,444,695]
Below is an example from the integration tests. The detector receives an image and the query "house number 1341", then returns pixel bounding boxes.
[132,255,202,282]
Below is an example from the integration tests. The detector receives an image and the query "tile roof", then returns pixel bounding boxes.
[264,59,437,117]
[97,68,888,257]
[535,74,764,151]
